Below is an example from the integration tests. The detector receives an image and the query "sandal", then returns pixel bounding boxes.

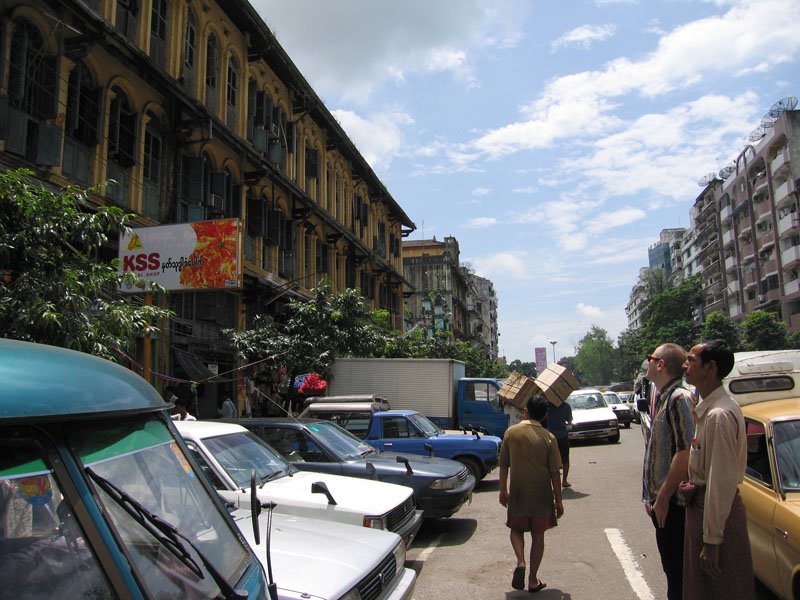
[528,581,547,593]
[512,566,526,590]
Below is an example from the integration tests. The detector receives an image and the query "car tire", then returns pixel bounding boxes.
[457,457,483,481]
[608,431,620,443]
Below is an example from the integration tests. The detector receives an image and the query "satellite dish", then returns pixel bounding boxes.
[767,96,798,120]
[718,163,736,180]
[697,172,717,187]
[749,125,766,142]
[760,116,775,130]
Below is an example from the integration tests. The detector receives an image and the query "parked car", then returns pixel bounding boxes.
[724,350,800,600]
[175,420,423,548]
[233,417,476,518]
[602,391,633,428]
[230,505,416,600]
[565,388,620,443]
[616,391,641,424]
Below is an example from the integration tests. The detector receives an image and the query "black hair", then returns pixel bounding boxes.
[525,395,548,421]
[174,396,189,409]
[698,339,734,379]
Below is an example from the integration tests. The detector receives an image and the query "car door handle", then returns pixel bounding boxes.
[775,527,789,539]
[384,442,393,447]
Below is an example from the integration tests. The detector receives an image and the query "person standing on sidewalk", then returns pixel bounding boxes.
[499,395,564,593]
[642,343,696,600]
[681,340,753,599]
[546,399,573,488]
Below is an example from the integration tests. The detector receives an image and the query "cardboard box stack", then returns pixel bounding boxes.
[533,364,580,406]
[498,371,538,410]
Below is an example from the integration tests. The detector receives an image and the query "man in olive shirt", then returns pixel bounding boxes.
[499,396,564,593]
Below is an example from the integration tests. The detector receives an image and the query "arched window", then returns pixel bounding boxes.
[222,167,240,218]
[63,61,101,184]
[149,0,168,68]
[181,8,197,93]
[142,114,163,219]
[205,33,218,113]
[226,56,238,129]
[106,87,138,206]
[6,19,60,163]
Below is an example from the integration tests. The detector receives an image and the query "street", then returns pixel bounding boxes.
[406,423,778,599]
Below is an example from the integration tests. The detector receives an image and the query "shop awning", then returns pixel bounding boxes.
[174,348,217,382]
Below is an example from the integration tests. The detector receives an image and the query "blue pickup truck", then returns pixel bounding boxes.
[301,398,502,481]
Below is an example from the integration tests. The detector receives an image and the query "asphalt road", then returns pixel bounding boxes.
[405,422,779,599]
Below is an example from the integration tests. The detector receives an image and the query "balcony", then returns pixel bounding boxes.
[730,303,742,317]
[727,279,740,294]
[725,255,738,272]
[771,147,789,176]
[781,246,800,269]
[775,179,796,209]
[722,229,735,247]
[720,204,733,222]
[784,278,800,296]
[778,214,799,238]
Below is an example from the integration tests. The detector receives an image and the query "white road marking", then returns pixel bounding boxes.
[415,532,445,562]
[605,528,655,600]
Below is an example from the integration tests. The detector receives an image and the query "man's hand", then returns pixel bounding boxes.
[555,500,564,519]
[700,543,721,578]
[499,489,508,508]
[644,502,653,517]
[653,495,669,528]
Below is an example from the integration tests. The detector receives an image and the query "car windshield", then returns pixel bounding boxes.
[773,419,800,491]
[70,417,250,598]
[602,393,622,405]
[408,413,442,436]
[306,422,377,460]
[567,393,607,410]
[203,431,293,488]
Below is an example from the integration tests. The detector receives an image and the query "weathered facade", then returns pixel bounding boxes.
[0,0,415,411]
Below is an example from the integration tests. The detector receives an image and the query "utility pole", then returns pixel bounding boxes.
[549,340,557,364]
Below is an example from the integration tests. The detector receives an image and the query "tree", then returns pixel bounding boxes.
[574,325,616,386]
[507,359,537,379]
[0,169,170,360]
[699,311,741,350]
[616,327,645,383]
[557,355,582,386]
[639,276,702,352]
[740,310,787,350]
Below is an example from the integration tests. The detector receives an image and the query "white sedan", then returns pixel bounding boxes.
[565,389,620,443]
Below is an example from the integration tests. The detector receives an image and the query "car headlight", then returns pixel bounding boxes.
[363,515,387,530]
[339,588,362,600]
[392,541,407,572]
[430,475,460,490]
[609,419,618,427]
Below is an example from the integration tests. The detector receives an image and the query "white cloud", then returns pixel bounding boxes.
[577,303,604,318]
[551,24,616,52]
[465,217,498,228]
[512,186,536,194]
[331,109,413,171]
[472,187,491,197]
[471,252,530,279]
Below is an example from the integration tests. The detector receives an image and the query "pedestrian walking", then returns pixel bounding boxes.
[642,343,696,600]
[681,340,754,600]
[499,395,564,593]
[546,399,573,488]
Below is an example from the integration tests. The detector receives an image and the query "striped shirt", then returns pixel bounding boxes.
[642,378,696,504]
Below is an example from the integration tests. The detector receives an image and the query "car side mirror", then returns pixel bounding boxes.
[311,481,337,505]
[636,398,649,414]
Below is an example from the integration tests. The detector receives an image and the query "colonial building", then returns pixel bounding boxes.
[464,271,499,360]
[0,0,415,413]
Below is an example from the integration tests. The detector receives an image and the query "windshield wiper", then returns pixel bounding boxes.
[259,469,285,486]
[86,467,246,600]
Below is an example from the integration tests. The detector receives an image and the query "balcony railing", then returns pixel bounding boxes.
[781,245,800,269]
[720,204,732,222]
[784,278,800,296]
[778,214,799,238]
[725,255,737,271]
[770,147,789,176]
[775,179,795,208]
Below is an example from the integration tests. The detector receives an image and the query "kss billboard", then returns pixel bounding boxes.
[119,219,242,292]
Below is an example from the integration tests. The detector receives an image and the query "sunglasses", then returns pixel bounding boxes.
[646,354,662,363]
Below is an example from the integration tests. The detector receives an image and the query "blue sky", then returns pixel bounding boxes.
[253,0,800,362]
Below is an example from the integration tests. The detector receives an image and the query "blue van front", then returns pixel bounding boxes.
[0,339,269,600]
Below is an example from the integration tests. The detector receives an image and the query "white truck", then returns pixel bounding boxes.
[327,358,507,438]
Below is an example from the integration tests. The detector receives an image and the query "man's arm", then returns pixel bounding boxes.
[652,449,689,527]
[499,466,509,507]
[551,472,564,518]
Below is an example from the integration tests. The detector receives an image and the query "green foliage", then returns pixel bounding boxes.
[0,169,170,360]
[616,327,645,382]
[557,355,582,385]
[574,325,616,386]
[640,276,702,351]
[507,359,537,379]
[740,309,787,350]
[699,311,741,351]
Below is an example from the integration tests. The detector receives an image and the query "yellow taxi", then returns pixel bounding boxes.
[725,351,800,600]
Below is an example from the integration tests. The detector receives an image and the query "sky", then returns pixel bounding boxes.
[252,0,800,363]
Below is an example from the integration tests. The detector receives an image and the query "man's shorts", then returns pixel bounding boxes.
[506,512,557,534]
[556,436,570,465]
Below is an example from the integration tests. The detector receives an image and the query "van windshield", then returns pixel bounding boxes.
[0,434,114,600]
[70,416,251,598]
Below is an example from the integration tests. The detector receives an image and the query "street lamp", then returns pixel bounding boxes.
[549,340,557,364]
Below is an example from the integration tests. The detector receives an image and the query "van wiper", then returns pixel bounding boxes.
[86,468,246,600]
[259,469,286,486]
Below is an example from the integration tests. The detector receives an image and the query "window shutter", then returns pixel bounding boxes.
[186,156,204,204]
[247,196,262,236]
[247,87,257,140]
[254,90,265,126]
[361,203,368,223]
[36,122,62,166]
[266,209,280,244]
[88,87,103,144]
[5,106,28,155]
[284,218,294,252]
[271,105,282,132]
[231,184,241,218]
[117,110,138,167]
[0,95,8,139]
[253,128,267,152]
[210,171,225,196]
[38,55,60,119]
[285,120,295,154]
[267,140,282,164]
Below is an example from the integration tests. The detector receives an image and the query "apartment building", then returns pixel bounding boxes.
[464,271,500,360]
[0,0,415,410]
